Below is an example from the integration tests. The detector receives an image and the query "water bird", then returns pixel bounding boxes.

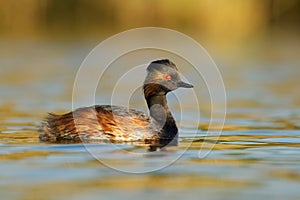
[39,59,193,144]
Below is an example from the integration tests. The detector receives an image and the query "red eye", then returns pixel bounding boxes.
[164,75,171,81]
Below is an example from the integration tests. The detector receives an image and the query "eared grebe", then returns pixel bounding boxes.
[39,59,193,143]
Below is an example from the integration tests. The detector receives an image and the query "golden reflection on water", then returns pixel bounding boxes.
[11,175,258,200]
[0,149,67,161]
[0,132,39,145]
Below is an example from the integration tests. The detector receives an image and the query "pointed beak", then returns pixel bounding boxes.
[177,81,193,88]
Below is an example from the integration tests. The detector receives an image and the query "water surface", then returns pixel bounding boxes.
[1,40,300,200]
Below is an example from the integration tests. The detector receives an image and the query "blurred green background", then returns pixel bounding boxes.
[1,0,300,113]
[1,0,299,42]
[1,0,300,111]
[1,0,300,107]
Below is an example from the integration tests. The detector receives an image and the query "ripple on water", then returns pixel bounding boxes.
[1,105,300,200]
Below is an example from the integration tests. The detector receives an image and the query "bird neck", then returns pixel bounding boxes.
[144,87,178,138]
